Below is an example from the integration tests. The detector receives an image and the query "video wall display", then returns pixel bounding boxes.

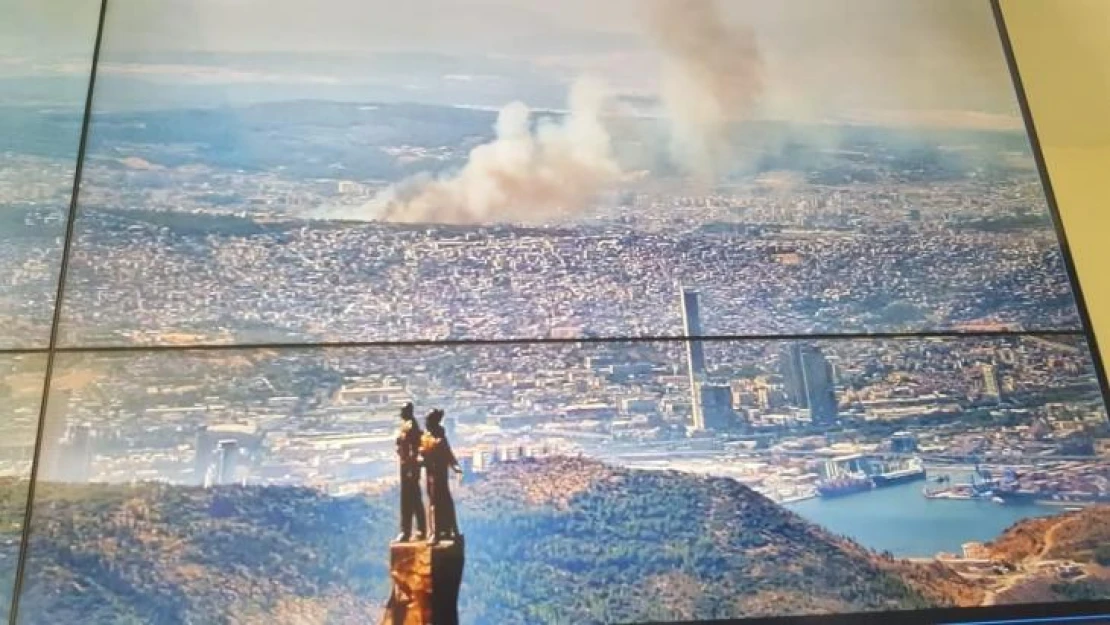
[3,0,1110,623]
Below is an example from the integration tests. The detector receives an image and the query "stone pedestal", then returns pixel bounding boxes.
[381,537,465,625]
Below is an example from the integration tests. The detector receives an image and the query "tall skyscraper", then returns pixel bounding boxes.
[802,349,838,424]
[780,343,838,424]
[216,440,239,486]
[680,287,706,374]
[678,288,737,432]
[781,344,807,408]
[680,288,708,430]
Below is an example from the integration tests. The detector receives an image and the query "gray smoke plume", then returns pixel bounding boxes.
[371,77,621,225]
[650,0,764,180]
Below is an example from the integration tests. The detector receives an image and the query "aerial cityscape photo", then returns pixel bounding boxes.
[2,0,1110,623]
[8,332,1110,623]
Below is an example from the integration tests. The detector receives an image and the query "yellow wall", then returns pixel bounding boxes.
[1002,0,1110,357]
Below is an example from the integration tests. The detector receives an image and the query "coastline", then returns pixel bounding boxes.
[786,479,1060,558]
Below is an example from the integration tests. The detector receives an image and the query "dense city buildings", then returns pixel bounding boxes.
[0,115,1086,349]
[3,101,1106,517]
[2,99,1105,518]
[10,333,1100,510]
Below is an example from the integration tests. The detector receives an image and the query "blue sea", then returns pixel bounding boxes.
[786,480,1062,557]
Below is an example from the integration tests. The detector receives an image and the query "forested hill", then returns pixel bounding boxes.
[0,458,971,624]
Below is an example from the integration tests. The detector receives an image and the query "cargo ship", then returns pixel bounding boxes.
[923,484,993,500]
[817,476,874,498]
[871,460,926,488]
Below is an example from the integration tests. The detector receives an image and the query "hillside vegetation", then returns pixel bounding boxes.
[0,459,1011,624]
[984,505,1110,605]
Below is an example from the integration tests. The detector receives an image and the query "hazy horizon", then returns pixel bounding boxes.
[3,0,1023,130]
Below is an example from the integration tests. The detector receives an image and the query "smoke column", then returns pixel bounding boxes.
[371,77,621,225]
[650,0,764,180]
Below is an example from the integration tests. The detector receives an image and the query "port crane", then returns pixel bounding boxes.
[968,459,995,496]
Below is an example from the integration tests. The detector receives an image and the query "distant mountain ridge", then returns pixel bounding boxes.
[0,458,992,624]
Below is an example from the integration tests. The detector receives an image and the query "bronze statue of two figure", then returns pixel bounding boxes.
[382,403,465,625]
[397,402,463,544]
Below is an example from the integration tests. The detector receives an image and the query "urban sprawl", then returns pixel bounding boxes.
[2,125,1108,554]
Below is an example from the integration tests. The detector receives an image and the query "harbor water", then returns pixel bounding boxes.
[785,479,1062,557]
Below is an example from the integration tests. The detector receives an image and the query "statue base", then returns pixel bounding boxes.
[380,537,465,625]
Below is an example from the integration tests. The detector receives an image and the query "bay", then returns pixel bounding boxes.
[785,480,1062,557]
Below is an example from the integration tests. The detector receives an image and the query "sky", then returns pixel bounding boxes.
[1,0,1023,129]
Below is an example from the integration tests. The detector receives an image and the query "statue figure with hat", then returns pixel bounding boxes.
[421,409,462,544]
[394,402,426,542]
